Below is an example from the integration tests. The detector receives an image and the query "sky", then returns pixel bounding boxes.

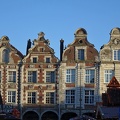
[0,0,120,58]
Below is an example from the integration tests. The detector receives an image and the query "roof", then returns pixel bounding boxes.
[98,106,120,119]
[107,76,120,87]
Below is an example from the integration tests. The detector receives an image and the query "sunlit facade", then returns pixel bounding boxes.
[0,27,120,120]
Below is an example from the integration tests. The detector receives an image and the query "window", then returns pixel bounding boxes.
[66,69,75,83]
[66,90,75,104]
[8,71,16,83]
[114,50,120,60]
[78,49,84,60]
[28,71,37,83]
[27,92,36,104]
[46,57,50,63]
[8,91,16,103]
[104,70,114,83]
[33,57,37,63]
[85,70,95,83]
[46,71,55,83]
[85,90,94,104]
[46,92,54,104]
[2,49,9,63]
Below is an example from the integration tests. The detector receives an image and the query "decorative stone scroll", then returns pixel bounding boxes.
[28,84,34,89]
[8,83,16,88]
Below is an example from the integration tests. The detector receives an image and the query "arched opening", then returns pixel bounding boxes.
[41,111,58,120]
[61,112,77,120]
[23,111,39,120]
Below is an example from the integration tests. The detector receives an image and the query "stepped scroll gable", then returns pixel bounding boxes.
[0,36,23,111]
[59,28,99,119]
[62,28,98,63]
[21,32,59,120]
[99,27,120,100]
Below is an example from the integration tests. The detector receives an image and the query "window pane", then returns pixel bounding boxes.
[104,70,114,83]
[114,50,120,60]
[78,49,84,60]
[46,92,54,104]
[46,71,55,83]
[85,70,95,83]
[66,90,75,104]
[33,58,37,63]
[8,91,16,103]
[27,92,36,104]
[28,71,37,83]
[85,90,94,104]
[66,69,75,83]
[8,71,16,82]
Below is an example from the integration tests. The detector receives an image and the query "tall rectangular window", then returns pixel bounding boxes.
[46,58,50,63]
[104,70,114,83]
[33,57,37,63]
[46,92,54,104]
[85,70,95,83]
[27,92,36,104]
[66,69,75,83]
[114,50,120,60]
[46,71,55,83]
[66,90,75,104]
[8,91,16,103]
[8,71,16,83]
[78,49,84,60]
[85,90,94,104]
[28,71,37,83]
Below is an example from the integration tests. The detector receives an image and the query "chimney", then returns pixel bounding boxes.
[60,39,64,61]
[26,39,31,55]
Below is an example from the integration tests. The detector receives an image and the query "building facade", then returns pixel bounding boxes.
[21,32,59,120]
[0,36,23,112]
[59,28,99,120]
[99,27,120,100]
[0,27,120,120]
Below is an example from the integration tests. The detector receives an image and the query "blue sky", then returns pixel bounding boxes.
[0,0,120,58]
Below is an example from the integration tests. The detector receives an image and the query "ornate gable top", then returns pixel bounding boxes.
[110,27,120,36]
[0,36,10,43]
[107,76,120,87]
[74,28,87,38]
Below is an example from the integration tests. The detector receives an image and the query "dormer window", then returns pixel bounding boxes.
[33,57,37,63]
[113,50,120,60]
[2,49,9,63]
[46,57,50,63]
[78,49,84,60]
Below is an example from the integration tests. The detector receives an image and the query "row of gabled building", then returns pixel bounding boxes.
[0,27,120,120]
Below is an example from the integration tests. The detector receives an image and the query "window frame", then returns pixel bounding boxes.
[33,57,37,63]
[84,90,94,105]
[28,71,37,83]
[46,92,55,104]
[7,91,16,103]
[65,90,75,104]
[8,71,16,83]
[104,70,114,83]
[66,69,76,83]
[113,50,120,61]
[27,92,36,104]
[78,49,85,60]
[46,71,55,83]
[85,69,95,84]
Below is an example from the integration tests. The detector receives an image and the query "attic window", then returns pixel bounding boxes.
[46,57,50,63]
[2,49,9,63]
[33,57,37,63]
